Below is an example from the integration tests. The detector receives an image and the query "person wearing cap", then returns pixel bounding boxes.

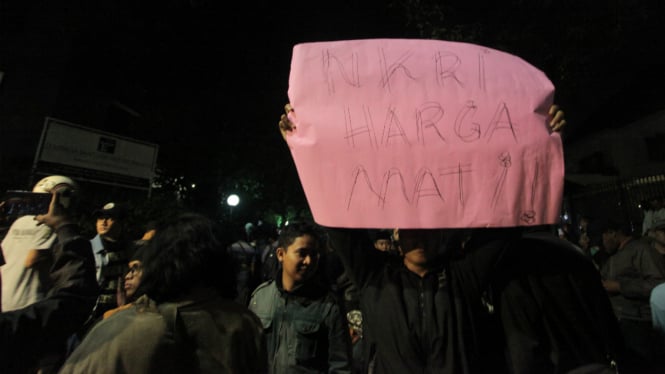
[372,229,401,257]
[372,229,392,252]
[85,202,134,329]
[1,175,77,312]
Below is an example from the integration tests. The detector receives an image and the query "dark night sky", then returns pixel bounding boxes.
[0,1,412,191]
[2,0,664,202]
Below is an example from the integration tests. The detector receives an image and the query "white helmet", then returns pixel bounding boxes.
[32,175,78,193]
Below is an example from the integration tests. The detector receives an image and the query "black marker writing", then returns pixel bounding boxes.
[520,159,539,223]
[478,49,489,91]
[435,51,464,88]
[454,100,481,142]
[344,105,377,148]
[380,49,418,92]
[382,106,410,146]
[416,102,446,145]
[412,168,444,206]
[343,101,518,148]
[323,49,360,95]
[440,163,472,207]
[491,152,511,208]
[485,102,517,143]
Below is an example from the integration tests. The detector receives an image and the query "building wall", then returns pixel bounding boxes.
[563,109,665,235]
[565,109,665,178]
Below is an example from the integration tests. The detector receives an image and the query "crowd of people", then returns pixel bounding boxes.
[554,206,665,373]
[0,105,664,374]
[0,176,266,373]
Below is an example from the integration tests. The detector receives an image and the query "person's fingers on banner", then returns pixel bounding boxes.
[279,103,296,140]
[548,104,566,133]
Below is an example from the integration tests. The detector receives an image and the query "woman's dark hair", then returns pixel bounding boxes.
[136,212,237,302]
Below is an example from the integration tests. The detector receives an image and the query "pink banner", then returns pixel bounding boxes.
[286,39,564,229]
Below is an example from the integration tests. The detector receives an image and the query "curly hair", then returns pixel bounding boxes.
[136,212,237,302]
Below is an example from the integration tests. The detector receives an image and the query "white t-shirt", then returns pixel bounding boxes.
[0,215,57,311]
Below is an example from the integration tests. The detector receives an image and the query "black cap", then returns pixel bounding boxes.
[373,229,392,242]
[93,202,127,220]
[599,219,631,236]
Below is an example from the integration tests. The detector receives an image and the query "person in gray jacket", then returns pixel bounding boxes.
[249,221,351,374]
[600,219,665,372]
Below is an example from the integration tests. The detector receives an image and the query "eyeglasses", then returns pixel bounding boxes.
[126,263,143,276]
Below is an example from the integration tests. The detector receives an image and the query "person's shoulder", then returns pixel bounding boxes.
[625,237,652,252]
[500,231,595,272]
[519,231,583,254]
[10,215,37,225]
[321,288,345,307]
[655,207,665,219]
[248,281,279,314]
[93,301,162,334]
[103,303,134,319]
[177,293,263,326]
[5,215,44,232]
[250,280,276,298]
[2,215,55,248]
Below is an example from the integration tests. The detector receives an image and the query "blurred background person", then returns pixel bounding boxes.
[642,196,665,236]
[227,221,261,305]
[599,219,665,372]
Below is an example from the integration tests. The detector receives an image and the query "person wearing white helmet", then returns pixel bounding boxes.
[1,175,78,312]
[0,183,97,374]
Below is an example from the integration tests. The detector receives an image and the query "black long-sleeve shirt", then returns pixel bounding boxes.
[326,227,620,374]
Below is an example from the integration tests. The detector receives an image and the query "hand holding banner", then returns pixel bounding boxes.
[286,39,563,228]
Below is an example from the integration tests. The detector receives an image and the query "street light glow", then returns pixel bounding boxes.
[227,194,240,207]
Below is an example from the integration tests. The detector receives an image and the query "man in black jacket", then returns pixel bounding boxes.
[0,185,98,373]
[325,227,621,373]
[279,104,621,373]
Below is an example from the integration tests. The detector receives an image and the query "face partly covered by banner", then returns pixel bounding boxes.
[285,39,564,229]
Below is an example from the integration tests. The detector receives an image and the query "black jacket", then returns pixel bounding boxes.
[0,223,98,373]
[326,227,620,374]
